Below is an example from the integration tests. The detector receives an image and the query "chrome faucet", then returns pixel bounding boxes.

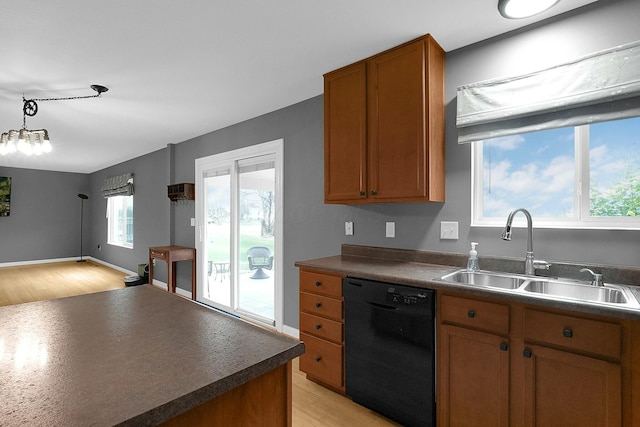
[580,268,604,286]
[501,208,536,275]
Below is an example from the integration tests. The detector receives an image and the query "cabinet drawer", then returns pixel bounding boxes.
[299,333,344,389]
[150,250,166,260]
[300,312,343,344]
[523,309,621,360]
[300,271,343,298]
[300,292,343,321]
[440,295,510,335]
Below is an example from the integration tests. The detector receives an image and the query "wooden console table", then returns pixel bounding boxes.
[149,245,196,300]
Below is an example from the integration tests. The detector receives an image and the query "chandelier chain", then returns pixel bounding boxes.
[29,93,103,102]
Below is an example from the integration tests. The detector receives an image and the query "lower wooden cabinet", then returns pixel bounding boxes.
[438,291,631,426]
[298,269,346,393]
[438,324,510,427]
[523,344,621,426]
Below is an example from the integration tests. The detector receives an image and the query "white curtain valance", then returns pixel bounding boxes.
[102,173,134,197]
[457,40,640,143]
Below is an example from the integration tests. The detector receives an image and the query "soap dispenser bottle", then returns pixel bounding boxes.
[467,242,479,272]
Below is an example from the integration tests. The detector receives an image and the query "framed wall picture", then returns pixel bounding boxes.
[0,176,11,217]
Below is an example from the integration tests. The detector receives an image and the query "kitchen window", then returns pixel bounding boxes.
[472,116,640,229]
[107,195,134,248]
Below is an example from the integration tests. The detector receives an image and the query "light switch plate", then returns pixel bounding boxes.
[345,221,354,236]
[386,222,395,238]
[190,218,196,227]
[440,221,459,240]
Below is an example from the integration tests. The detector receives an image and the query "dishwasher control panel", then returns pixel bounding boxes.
[386,287,430,305]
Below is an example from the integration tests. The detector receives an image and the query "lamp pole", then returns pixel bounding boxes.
[77,193,89,262]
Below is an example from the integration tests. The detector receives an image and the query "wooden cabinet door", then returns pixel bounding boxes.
[523,344,621,427]
[438,324,510,427]
[324,62,367,203]
[367,38,428,202]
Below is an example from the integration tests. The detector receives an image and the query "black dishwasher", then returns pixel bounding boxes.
[344,277,435,427]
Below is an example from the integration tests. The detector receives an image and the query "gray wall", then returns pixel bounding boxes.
[87,148,170,281]
[3,0,639,331]
[0,166,89,262]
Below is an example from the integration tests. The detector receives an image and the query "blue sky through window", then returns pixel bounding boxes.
[482,127,575,218]
[481,117,640,220]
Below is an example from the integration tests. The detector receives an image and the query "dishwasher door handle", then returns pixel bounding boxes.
[367,301,398,310]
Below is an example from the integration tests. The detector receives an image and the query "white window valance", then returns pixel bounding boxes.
[456,40,640,143]
[102,173,134,197]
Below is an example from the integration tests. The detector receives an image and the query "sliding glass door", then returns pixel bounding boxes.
[195,140,283,329]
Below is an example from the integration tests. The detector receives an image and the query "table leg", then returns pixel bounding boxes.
[149,257,154,286]
[191,257,196,300]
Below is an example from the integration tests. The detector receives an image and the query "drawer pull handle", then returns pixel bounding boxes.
[467,310,476,318]
[563,328,573,338]
[523,349,532,358]
[315,356,322,363]
[500,343,508,351]
[315,303,322,308]
[315,324,322,330]
[315,281,322,287]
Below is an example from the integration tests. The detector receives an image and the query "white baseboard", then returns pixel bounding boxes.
[0,257,81,268]
[87,257,137,275]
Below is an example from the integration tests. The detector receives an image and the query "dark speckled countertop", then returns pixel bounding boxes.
[295,244,640,321]
[0,285,304,426]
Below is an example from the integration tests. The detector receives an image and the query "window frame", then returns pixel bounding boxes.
[107,195,134,249]
[471,122,640,230]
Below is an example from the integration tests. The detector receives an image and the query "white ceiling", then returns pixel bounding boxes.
[0,0,597,173]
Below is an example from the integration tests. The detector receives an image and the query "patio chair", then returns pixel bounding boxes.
[247,246,273,279]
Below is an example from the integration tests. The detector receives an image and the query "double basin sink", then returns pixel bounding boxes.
[439,269,640,309]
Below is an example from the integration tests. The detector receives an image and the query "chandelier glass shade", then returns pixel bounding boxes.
[0,128,52,156]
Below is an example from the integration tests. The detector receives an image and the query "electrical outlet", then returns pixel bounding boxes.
[385,222,395,238]
[345,221,354,236]
[440,221,459,240]
[97,244,101,251]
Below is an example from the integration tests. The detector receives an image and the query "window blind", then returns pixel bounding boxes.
[456,40,640,143]
[102,173,134,197]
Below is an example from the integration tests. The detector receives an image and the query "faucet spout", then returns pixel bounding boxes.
[501,208,535,275]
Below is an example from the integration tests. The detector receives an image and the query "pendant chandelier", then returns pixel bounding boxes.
[0,84,108,156]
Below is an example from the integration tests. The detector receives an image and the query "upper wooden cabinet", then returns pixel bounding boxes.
[324,34,446,204]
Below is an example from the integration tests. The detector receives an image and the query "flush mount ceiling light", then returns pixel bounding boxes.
[0,84,108,156]
[498,0,561,19]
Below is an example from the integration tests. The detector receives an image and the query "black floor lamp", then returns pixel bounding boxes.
[77,193,89,262]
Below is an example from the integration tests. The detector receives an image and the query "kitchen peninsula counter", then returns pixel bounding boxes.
[0,285,304,426]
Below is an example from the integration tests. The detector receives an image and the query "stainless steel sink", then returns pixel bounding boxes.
[438,269,640,309]
[524,280,628,304]
[439,270,526,290]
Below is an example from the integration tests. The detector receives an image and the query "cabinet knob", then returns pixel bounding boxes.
[523,349,532,358]
[467,310,476,318]
[562,328,573,338]
[359,191,366,196]
[315,302,322,308]
[315,356,322,363]
[315,281,322,287]
[315,324,322,330]
[371,190,377,195]
[500,343,508,351]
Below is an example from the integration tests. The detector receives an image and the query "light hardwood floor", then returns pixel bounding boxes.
[0,261,399,426]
